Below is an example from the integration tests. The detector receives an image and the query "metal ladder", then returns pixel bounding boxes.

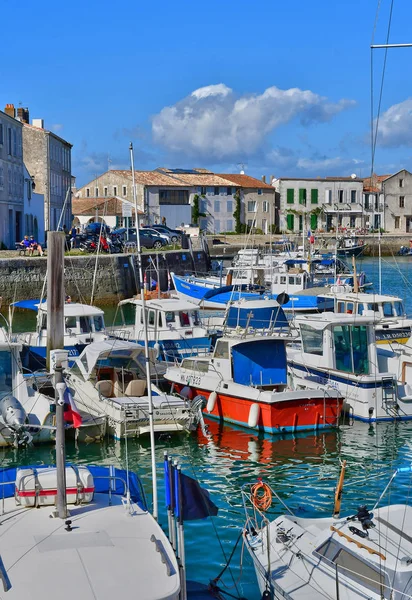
[381,376,398,416]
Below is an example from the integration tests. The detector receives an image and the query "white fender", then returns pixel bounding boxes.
[207,391,217,413]
[153,342,161,359]
[248,403,260,428]
[180,386,193,400]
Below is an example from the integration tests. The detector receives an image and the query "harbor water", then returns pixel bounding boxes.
[3,255,412,599]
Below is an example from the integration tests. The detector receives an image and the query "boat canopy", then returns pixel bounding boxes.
[232,339,287,386]
[11,299,44,311]
[76,340,145,378]
[11,300,104,317]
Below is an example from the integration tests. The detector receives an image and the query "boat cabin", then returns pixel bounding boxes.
[181,336,288,391]
[326,292,406,319]
[118,298,207,341]
[294,313,376,375]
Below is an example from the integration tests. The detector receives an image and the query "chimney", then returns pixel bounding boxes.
[261,175,266,184]
[32,118,44,129]
[270,175,275,184]
[4,104,15,118]
[16,107,29,124]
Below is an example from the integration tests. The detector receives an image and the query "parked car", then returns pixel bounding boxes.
[141,227,171,244]
[84,222,111,235]
[143,225,182,244]
[111,228,167,249]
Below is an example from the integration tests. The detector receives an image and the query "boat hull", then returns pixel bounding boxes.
[174,384,342,433]
[22,344,85,370]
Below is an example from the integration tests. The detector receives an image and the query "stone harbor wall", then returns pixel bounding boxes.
[0,249,211,306]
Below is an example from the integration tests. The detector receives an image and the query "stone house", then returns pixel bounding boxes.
[216,173,277,233]
[21,115,72,233]
[273,176,364,233]
[0,106,24,247]
[72,196,140,230]
[380,170,412,233]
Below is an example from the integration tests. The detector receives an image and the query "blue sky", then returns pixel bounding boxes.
[2,0,412,186]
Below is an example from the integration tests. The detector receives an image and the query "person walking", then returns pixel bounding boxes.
[70,225,77,249]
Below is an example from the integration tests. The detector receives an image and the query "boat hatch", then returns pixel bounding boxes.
[314,538,387,594]
[333,325,369,374]
[232,340,287,386]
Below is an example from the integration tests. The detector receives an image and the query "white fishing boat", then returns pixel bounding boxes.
[11,300,108,370]
[66,339,202,438]
[242,464,412,599]
[287,313,412,422]
[111,297,212,361]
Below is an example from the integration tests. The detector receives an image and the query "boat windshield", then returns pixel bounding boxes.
[0,351,13,392]
[334,325,369,375]
[301,324,323,356]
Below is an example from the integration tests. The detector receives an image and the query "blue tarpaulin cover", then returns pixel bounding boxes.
[0,464,146,509]
[11,299,44,311]
[232,339,287,386]
[226,304,288,329]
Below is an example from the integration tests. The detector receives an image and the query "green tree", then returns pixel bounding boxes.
[233,190,242,234]
[192,194,200,225]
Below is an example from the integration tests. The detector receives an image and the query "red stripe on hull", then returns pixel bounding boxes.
[175,384,342,432]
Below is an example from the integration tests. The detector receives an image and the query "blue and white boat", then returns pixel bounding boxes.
[111,297,212,361]
[11,300,108,370]
[287,312,412,422]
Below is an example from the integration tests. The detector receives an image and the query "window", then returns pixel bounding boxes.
[159,190,189,205]
[158,312,163,327]
[7,128,12,155]
[214,186,219,195]
[287,188,294,204]
[395,216,400,229]
[311,189,318,204]
[298,188,307,205]
[286,213,294,230]
[400,196,405,208]
[263,201,269,212]
[350,215,356,228]
[226,187,232,195]
[301,324,323,355]
[214,220,221,233]
[93,316,104,332]
[165,311,176,324]
[192,311,201,326]
[214,340,229,359]
[0,163,3,189]
[227,219,233,231]
[247,219,254,227]
[227,200,233,212]
[79,316,92,333]
[113,186,118,196]
[399,178,404,188]
[214,200,220,213]
[325,189,332,204]
[95,187,99,197]
[382,302,394,317]
[65,316,77,330]
[338,189,344,203]
[179,312,190,327]
[148,310,155,326]
[122,185,127,197]
[104,187,108,197]
[0,123,3,145]
[257,188,263,195]
[248,201,257,212]
[200,186,207,195]
[394,301,404,316]
[351,190,357,203]
[334,325,368,375]
[299,215,303,231]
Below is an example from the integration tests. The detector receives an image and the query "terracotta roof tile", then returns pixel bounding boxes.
[72,197,143,216]
[216,173,274,189]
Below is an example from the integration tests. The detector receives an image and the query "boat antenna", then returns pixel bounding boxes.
[47,231,68,519]
[130,142,158,519]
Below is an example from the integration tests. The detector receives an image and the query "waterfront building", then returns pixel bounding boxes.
[23,165,45,244]
[72,196,139,230]
[362,173,388,232]
[216,173,277,233]
[5,104,73,233]
[273,176,364,233]
[382,170,412,234]
[0,106,24,247]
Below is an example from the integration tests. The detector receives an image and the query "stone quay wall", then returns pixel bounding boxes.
[0,249,210,306]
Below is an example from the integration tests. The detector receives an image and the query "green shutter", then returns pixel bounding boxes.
[299,189,306,205]
[310,213,318,230]
[287,189,294,204]
[311,189,318,204]
[299,215,303,231]
[286,214,294,230]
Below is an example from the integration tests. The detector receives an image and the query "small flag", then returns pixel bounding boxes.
[307,229,311,238]
[63,386,82,428]
[175,468,218,522]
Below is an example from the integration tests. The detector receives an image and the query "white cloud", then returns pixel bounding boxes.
[52,123,63,132]
[297,156,364,171]
[377,98,412,147]
[152,84,355,160]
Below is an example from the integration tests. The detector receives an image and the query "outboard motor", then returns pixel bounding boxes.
[0,394,32,446]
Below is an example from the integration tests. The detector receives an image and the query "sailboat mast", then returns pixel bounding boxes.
[47,231,67,519]
[130,142,158,520]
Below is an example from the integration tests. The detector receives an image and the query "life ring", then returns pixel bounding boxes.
[250,481,272,511]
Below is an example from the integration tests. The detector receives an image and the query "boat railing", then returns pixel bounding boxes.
[241,481,295,533]
[108,327,132,341]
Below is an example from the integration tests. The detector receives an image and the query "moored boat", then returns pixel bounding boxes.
[166,334,343,434]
